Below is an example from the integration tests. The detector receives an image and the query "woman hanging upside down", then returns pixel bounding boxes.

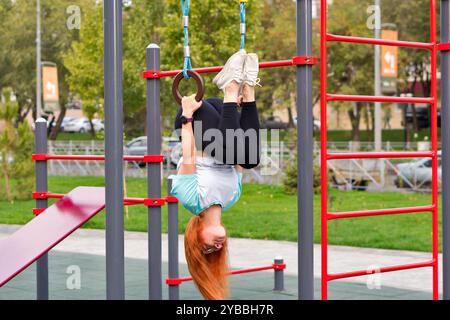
[169,50,261,300]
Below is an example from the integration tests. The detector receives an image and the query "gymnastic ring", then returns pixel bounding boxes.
[172,70,205,106]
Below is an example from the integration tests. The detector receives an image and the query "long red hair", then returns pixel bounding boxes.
[184,216,229,300]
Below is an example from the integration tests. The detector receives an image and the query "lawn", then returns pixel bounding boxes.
[56,132,102,141]
[55,129,437,144]
[0,176,439,253]
[320,128,438,143]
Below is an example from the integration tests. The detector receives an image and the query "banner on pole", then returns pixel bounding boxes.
[381,30,398,78]
[381,30,398,94]
[42,63,60,113]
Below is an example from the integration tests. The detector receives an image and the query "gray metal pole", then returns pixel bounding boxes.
[441,0,450,301]
[104,0,125,300]
[146,44,163,300]
[35,119,48,300]
[36,0,42,119]
[374,0,382,151]
[274,257,285,291]
[168,179,180,300]
[297,0,314,300]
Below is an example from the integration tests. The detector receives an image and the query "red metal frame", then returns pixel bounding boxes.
[31,192,176,209]
[320,0,439,300]
[438,43,450,51]
[327,94,434,104]
[166,263,286,286]
[32,154,165,163]
[327,151,434,160]
[326,33,434,50]
[143,56,317,79]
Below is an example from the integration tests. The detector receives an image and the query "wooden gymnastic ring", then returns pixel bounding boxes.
[172,70,205,106]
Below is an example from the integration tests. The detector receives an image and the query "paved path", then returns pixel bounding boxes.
[0,225,441,300]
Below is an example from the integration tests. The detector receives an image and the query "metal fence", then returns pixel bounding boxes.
[47,140,436,191]
[47,140,296,184]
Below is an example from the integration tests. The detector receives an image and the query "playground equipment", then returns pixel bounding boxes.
[2,0,450,301]
[321,0,440,300]
[0,0,287,301]
[0,187,105,287]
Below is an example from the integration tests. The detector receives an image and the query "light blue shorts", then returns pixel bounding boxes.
[169,157,243,216]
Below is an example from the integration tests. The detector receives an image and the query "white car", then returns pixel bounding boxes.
[395,151,442,188]
[64,118,104,133]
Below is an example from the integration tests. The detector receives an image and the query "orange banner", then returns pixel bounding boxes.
[381,30,398,78]
[42,65,59,102]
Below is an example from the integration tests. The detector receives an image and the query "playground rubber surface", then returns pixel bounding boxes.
[0,225,440,300]
[0,251,434,300]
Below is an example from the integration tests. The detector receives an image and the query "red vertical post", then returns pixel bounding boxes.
[320,0,329,300]
[429,0,439,301]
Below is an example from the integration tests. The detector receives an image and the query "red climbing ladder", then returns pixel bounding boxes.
[320,0,439,300]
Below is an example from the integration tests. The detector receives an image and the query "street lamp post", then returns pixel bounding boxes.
[36,0,42,119]
[374,0,382,151]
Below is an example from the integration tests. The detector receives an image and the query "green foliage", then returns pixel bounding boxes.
[0,88,34,202]
[0,0,93,123]
[64,3,103,137]
[64,0,165,137]
[159,0,263,119]
[282,153,321,196]
[282,129,321,195]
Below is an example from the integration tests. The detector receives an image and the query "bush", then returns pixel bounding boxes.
[282,153,322,195]
[0,89,34,202]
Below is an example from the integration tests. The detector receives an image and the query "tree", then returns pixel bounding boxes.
[0,88,34,202]
[0,0,94,139]
[64,3,103,138]
[384,0,438,136]
[256,0,320,127]
[64,0,165,137]
[159,0,263,124]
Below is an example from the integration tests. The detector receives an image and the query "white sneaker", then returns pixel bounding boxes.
[213,50,247,90]
[243,53,261,87]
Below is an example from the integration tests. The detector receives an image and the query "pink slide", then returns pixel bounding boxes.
[0,187,105,287]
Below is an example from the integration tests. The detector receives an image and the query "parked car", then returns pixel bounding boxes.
[262,116,289,130]
[163,137,182,166]
[125,137,147,156]
[405,105,441,129]
[125,136,181,166]
[64,118,104,133]
[395,151,442,188]
[60,117,75,132]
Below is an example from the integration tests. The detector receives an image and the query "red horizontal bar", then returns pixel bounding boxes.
[327,260,435,281]
[327,151,435,160]
[438,43,450,51]
[32,154,164,163]
[326,33,433,50]
[32,192,65,200]
[33,192,172,208]
[165,196,179,204]
[327,205,435,220]
[143,57,317,79]
[166,264,285,285]
[327,94,434,104]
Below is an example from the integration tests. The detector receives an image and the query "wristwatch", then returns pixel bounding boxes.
[180,116,194,125]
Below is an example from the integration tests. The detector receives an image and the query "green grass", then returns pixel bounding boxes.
[56,132,102,141]
[0,176,439,253]
[54,128,437,146]
[321,128,438,143]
